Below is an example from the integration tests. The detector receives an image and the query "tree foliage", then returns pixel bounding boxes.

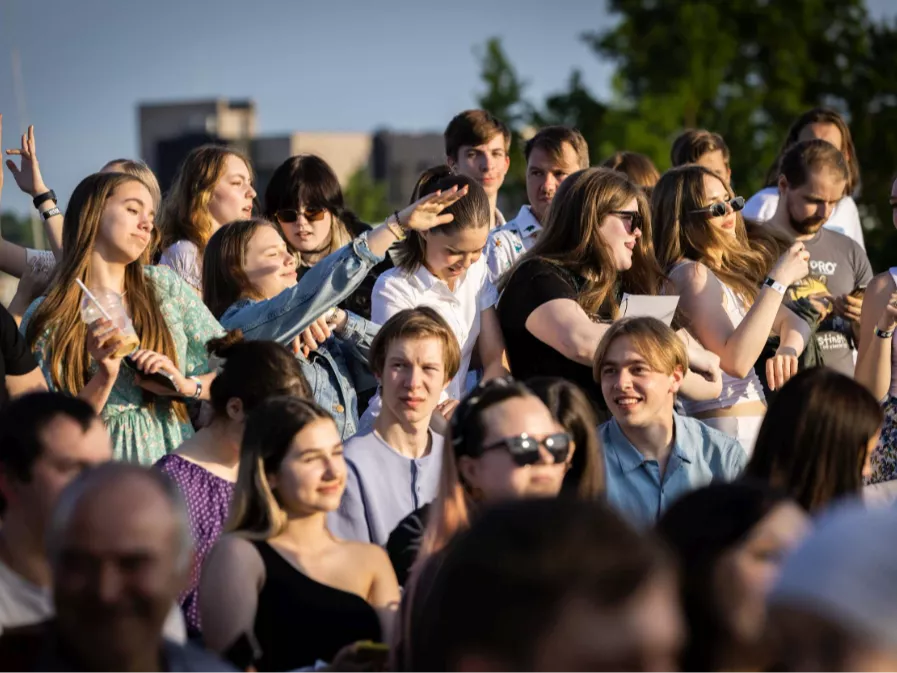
[343,167,392,225]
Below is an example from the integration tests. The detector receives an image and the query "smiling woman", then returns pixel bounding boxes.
[21,172,225,464]
[157,145,257,292]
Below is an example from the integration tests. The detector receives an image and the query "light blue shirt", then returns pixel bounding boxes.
[328,430,444,545]
[601,413,747,527]
[220,233,382,439]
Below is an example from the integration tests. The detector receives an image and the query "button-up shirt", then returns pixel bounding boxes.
[601,413,747,527]
[486,205,542,284]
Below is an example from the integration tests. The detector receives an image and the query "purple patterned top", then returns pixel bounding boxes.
[155,454,235,636]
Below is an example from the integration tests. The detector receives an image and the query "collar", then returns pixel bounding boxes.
[507,205,542,240]
[607,414,694,473]
[411,263,467,296]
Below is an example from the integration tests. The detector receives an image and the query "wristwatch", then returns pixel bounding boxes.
[32,190,57,209]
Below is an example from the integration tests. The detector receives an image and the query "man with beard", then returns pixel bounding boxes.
[765,139,872,376]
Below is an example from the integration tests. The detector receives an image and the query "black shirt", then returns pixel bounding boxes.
[498,259,605,412]
[0,304,38,408]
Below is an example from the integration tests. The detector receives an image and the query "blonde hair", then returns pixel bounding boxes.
[501,167,664,318]
[101,159,162,211]
[26,173,186,421]
[593,317,689,383]
[652,164,781,306]
[226,397,333,539]
[368,307,462,382]
[158,145,253,254]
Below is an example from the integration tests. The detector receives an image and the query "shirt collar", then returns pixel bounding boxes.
[607,414,694,473]
[509,205,543,239]
[411,262,467,295]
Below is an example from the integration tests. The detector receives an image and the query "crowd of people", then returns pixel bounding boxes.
[0,103,895,671]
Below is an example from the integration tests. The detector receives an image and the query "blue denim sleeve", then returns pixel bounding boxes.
[339,311,379,360]
[220,233,385,345]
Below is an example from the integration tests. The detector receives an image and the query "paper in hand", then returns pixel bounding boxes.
[619,294,680,326]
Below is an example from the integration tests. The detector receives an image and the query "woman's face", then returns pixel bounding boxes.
[460,395,567,501]
[598,197,642,271]
[242,225,298,300]
[208,155,256,230]
[278,204,335,260]
[697,173,738,239]
[423,225,489,284]
[96,181,155,265]
[268,418,346,515]
[714,502,810,642]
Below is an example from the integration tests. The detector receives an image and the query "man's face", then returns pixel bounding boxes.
[379,336,449,426]
[526,143,582,222]
[534,570,684,671]
[0,417,111,536]
[448,134,510,198]
[781,168,847,236]
[53,477,186,667]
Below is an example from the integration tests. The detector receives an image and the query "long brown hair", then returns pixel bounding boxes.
[202,218,273,319]
[652,164,780,305]
[501,167,664,318]
[158,145,254,254]
[26,173,186,421]
[764,107,860,194]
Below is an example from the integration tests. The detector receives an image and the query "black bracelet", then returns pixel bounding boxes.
[33,190,56,209]
[874,326,895,339]
[393,210,407,231]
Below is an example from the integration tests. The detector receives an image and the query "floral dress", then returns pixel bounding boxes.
[21,266,224,465]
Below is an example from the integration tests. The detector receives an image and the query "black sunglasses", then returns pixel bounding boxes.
[690,195,745,218]
[610,210,643,233]
[481,432,572,467]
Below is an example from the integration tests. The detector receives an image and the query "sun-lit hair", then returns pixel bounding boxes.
[26,172,187,421]
[226,397,334,540]
[100,158,162,211]
[601,151,661,195]
[765,107,860,194]
[778,139,849,190]
[501,167,665,318]
[670,129,731,167]
[593,317,689,384]
[202,218,274,319]
[652,164,782,305]
[524,126,590,170]
[158,144,254,254]
[444,110,511,160]
[368,307,462,384]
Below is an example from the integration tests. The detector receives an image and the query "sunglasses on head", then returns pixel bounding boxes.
[690,195,745,218]
[481,432,572,467]
[275,207,328,224]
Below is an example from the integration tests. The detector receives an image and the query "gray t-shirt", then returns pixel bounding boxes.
[787,228,873,376]
[328,429,444,546]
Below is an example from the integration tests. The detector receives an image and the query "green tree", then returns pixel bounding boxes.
[0,211,36,248]
[343,168,391,224]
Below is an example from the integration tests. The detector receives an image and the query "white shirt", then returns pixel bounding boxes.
[158,240,202,291]
[486,205,543,284]
[743,187,866,250]
[371,256,498,400]
[0,558,187,641]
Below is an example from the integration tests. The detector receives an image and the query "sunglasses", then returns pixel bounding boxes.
[690,195,745,218]
[275,207,328,224]
[610,210,643,233]
[481,432,572,467]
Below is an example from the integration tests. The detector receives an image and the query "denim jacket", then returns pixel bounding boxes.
[219,233,383,438]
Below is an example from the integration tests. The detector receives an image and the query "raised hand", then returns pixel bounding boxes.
[396,184,469,233]
[769,241,810,288]
[5,124,48,197]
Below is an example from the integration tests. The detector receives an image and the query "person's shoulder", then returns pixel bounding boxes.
[164,639,238,672]
[145,263,188,293]
[744,187,779,221]
[868,270,897,295]
[682,415,744,456]
[337,537,392,568]
[373,265,413,293]
[163,239,200,257]
[343,431,380,459]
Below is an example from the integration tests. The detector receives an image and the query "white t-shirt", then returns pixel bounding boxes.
[743,187,866,250]
[158,240,202,291]
[0,558,187,641]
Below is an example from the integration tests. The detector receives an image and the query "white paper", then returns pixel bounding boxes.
[619,294,679,326]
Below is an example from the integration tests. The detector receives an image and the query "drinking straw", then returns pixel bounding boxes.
[75,279,114,321]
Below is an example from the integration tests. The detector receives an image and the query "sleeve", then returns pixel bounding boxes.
[328,460,372,543]
[371,272,416,325]
[853,244,874,288]
[339,311,379,359]
[742,189,778,223]
[838,197,866,251]
[221,232,386,345]
[724,437,749,479]
[0,303,38,376]
[507,261,578,322]
[159,241,202,291]
[477,278,499,313]
[25,249,57,286]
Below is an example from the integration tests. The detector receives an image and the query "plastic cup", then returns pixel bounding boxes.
[79,288,140,358]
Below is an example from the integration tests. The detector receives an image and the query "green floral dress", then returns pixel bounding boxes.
[21,266,224,465]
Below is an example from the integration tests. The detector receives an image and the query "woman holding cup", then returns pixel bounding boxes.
[22,172,224,464]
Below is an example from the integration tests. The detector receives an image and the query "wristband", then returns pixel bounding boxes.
[386,212,406,241]
[41,206,61,221]
[874,326,895,339]
[188,376,203,400]
[762,277,787,295]
[33,190,57,209]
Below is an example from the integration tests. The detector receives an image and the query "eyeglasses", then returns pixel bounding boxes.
[482,432,572,467]
[610,210,643,233]
[275,207,328,224]
[690,195,745,218]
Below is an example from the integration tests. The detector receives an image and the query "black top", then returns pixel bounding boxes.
[250,540,381,671]
[497,259,606,413]
[385,504,431,587]
[0,304,38,408]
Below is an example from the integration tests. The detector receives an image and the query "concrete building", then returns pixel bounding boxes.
[371,131,445,208]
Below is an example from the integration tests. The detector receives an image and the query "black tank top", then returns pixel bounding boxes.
[251,540,382,671]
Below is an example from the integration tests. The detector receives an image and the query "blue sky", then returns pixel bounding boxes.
[1,0,894,216]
